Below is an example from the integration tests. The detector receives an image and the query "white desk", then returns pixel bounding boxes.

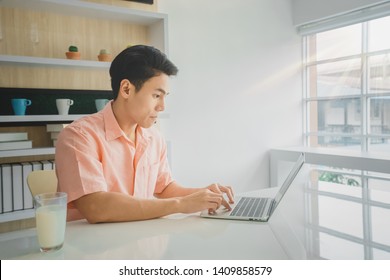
[0,209,286,260]
[1,164,389,260]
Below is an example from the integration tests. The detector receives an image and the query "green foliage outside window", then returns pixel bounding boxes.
[319,171,360,186]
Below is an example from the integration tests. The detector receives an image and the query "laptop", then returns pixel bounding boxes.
[200,153,305,222]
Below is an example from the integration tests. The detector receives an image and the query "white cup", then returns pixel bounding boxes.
[34,192,67,252]
[95,99,109,112]
[56,99,74,115]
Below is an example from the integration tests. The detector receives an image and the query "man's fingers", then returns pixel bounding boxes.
[219,185,234,203]
[221,198,232,210]
[205,190,232,211]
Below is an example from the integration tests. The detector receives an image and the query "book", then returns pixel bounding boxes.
[50,132,60,139]
[31,161,43,171]
[41,160,53,170]
[21,162,33,209]
[50,160,56,170]
[0,140,32,151]
[51,132,60,147]
[1,164,13,212]
[46,124,68,132]
[12,163,23,211]
[0,132,28,142]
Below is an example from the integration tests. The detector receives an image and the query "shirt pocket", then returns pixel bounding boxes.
[134,162,160,198]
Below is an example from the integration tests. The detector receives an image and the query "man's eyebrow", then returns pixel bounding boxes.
[157,88,169,95]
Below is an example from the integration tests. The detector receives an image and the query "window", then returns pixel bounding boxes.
[306,165,390,259]
[303,15,390,152]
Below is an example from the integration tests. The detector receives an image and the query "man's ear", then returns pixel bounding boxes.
[118,79,135,99]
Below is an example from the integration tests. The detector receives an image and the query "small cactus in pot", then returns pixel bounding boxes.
[98,49,112,62]
[66,45,81,60]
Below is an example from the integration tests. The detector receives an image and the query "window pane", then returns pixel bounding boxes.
[369,137,390,152]
[319,232,364,260]
[318,177,362,198]
[369,16,390,52]
[369,97,390,135]
[368,178,390,204]
[368,54,390,93]
[308,99,361,133]
[318,196,363,238]
[307,59,361,98]
[309,135,362,148]
[373,248,390,260]
[371,206,390,246]
[308,24,362,61]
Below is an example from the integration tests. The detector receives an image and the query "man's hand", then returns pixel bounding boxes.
[156,181,235,215]
[206,183,234,214]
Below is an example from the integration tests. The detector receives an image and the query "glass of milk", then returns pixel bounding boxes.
[34,192,67,252]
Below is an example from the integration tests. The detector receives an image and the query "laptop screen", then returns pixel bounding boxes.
[271,153,305,213]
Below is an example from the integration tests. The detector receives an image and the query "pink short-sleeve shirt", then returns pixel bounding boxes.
[55,101,173,221]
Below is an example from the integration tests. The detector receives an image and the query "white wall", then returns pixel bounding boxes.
[291,0,388,26]
[158,0,302,192]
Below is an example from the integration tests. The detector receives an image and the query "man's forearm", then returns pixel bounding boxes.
[73,191,180,224]
[155,181,203,198]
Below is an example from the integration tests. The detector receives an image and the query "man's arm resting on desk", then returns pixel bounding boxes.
[155,181,234,210]
[73,187,226,224]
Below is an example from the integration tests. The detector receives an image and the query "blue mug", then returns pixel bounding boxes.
[11,98,32,115]
[95,99,110,111]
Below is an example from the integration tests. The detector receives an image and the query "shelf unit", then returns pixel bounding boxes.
[0,55,111,68]
[0,0,169,224]
[0,114,84,223]
[0,0,168,62]
[0,115,85,158]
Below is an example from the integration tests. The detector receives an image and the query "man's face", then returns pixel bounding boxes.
[126,74,169,128]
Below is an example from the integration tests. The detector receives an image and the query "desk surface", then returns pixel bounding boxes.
[0,208,287,260]
[1,163,390,260]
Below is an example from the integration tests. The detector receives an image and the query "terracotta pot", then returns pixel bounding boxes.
[65,51,81,60]
[98,53,112,62]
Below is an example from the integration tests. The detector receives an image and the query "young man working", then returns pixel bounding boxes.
[55,45,234,223]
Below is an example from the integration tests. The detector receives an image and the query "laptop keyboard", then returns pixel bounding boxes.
[230,197,268,218]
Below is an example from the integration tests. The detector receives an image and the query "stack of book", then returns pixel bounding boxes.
[0,132,32,151]
[0,160,55,213]
[46,124,68,147]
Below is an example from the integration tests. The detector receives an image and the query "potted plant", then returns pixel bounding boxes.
[66,45,81,60]
[97,49,112,62]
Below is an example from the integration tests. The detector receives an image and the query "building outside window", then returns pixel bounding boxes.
[303,15,390,152]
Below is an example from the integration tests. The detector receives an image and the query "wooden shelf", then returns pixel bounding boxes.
[0,114,86,123]
[0,147,55,158]
[0,55,111,69]
[0,114,169,123]
[0,0,166,25]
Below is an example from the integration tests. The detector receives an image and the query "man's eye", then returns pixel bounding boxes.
[154,94,160,98]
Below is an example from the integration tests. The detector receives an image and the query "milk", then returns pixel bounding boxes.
[36,204,66,249]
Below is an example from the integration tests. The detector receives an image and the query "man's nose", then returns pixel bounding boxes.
[157,97,165,111]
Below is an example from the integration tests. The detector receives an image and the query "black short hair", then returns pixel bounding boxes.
[109,45,178,98]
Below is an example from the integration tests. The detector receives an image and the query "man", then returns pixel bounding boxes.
[55,45,234,223]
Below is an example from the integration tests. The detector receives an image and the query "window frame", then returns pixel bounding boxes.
[303,20,390,152]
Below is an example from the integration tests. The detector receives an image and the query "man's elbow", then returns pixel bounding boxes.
[73,195,108,224]
[84,213,103,224]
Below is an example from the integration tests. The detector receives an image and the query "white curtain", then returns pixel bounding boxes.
[297,1,390,35]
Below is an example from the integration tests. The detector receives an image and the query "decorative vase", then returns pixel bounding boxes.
[97,53,112,62]
[65,51,81,60]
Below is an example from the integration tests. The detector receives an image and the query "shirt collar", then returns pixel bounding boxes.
[103,101,153,144]
[103,101,124,141]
